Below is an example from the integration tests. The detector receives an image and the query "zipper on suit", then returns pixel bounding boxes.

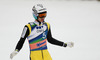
[41,50,44,60]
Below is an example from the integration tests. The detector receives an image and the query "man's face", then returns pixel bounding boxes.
[38,12,47,22]
[38,17,45,22]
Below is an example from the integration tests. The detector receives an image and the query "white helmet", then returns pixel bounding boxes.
[32,4,47,20]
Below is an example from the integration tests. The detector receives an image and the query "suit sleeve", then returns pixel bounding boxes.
[15,25,29,52]
[47,27,64,47]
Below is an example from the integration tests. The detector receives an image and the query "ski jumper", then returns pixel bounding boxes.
[15,21,65,60]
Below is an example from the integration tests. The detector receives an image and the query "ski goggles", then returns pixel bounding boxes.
[38,13,47,18]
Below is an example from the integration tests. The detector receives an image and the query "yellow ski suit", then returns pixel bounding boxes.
[26,21,52,60]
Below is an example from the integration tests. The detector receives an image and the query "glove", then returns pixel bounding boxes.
[10,49,18,59]
[63,42,74,48]
[67,42,74,48]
